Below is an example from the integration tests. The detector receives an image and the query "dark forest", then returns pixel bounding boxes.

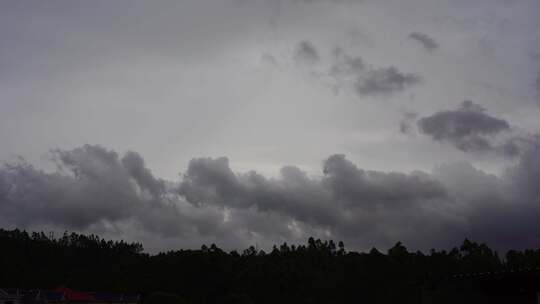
[2,229,540,303]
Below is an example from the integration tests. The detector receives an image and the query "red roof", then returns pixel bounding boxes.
[55,287,95,301]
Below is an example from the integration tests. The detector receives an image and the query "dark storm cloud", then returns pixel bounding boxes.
[0,145,451,250]
[177,154,459,249]
[409,32,439,52]
[435,141,540,250]
[179,155,446,227]
[294,40,320,65]
[3,142,540,252]
[321,154,446,206]
[0,145,224,240]
[417,100,521,155]
[180,157,339,226]
[178,146,540,251]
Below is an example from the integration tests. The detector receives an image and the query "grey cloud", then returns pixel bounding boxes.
[399,112,418,134]
[261,53,278,66]
[178,154,455,249]
[293,0,354,3]
[178,149,540,251]
[330,48,365,76]
[294,40,320,65]
[121,151,166,198]
[433,142,540,249]
[0,145,181,234]
[355,67,421,96]
[0,146,331,250]
[3,143,540,252]
[536,70,540,100]
[179,157,339,226]
[409,32,439,52]
[417,100,518,155]
[0,144,452,251]
[321,154,446,204]
[0,145,232,246]
[180,154,446,215]
[506,139,540,201]
[178,157,244,207]
[323,48,421,97]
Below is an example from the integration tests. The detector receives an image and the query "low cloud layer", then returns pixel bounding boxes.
[409,32,439,52]
[2,143,540,252]
[179,154,446,231]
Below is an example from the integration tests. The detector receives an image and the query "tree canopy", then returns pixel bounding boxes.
[1,229,539,304]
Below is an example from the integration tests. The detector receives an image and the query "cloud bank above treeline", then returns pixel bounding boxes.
[1,135,539,252]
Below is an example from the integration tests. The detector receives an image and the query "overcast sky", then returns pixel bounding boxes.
[1,0,540,253]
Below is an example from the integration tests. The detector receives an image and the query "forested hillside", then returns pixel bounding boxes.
[1,228,539,304]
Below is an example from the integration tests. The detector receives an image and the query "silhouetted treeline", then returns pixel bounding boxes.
[1,228,540,303]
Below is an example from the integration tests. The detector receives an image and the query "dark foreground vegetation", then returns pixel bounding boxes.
[2,229,540,303]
